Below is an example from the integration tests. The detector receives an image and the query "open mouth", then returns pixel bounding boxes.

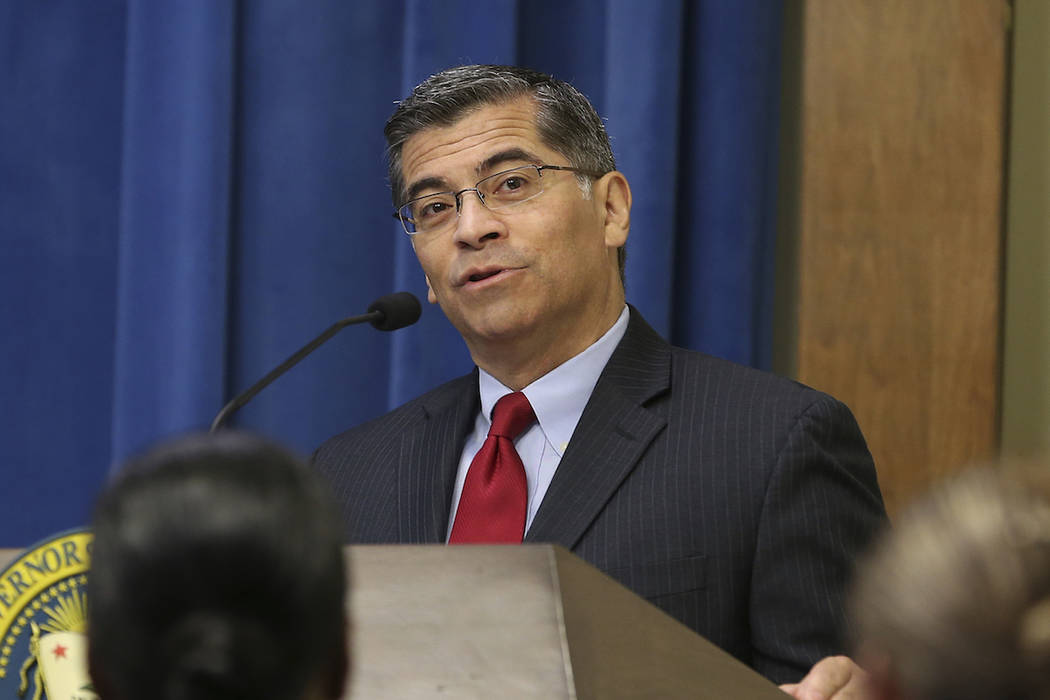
[468,269,503,283]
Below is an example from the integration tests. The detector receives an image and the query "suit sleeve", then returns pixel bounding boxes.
[748,392,888,683]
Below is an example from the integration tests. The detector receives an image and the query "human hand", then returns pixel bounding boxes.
[779,656,872,700]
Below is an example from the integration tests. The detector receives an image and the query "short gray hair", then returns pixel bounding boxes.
[384,65,625,280]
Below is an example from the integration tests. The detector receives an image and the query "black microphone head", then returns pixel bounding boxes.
[367,292,422,331]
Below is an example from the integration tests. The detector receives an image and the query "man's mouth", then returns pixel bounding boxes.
[458,265,521,287]
[468,269,503,283]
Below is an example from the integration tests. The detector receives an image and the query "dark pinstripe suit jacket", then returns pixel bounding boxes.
[313,309,887,683]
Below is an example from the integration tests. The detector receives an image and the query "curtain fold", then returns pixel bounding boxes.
[230,1,405,450]
[111,0,237,462]
[672,1,783,367]
[605,0,687,338]
[1,0,783,546]
[0,1,126,545]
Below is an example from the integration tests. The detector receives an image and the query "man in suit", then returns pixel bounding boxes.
[315,64,886,697]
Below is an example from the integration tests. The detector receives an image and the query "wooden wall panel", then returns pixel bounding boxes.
[793,0,1008,514]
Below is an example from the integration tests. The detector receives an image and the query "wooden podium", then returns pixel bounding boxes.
[348,544,785,699]
[1,544,787,698]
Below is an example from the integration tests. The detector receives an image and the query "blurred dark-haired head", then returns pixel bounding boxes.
[87,431,348,700]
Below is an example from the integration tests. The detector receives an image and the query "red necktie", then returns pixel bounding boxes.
[449,392,536,543]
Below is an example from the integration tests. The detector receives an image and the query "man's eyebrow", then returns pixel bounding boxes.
[477,148,544,175]
[403,148,544,202]
[405,176,451,202]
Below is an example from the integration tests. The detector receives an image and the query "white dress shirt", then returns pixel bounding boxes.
[446,306,630,540]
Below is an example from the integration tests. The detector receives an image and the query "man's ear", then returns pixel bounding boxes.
[596,171,631,249]
[408,237,439,305]
[424,275,438,304]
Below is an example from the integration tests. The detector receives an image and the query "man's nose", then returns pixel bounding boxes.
[452,190,504,247]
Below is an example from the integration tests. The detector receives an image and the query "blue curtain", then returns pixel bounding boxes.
[0,0,783,547]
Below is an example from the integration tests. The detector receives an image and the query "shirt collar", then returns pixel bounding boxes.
[478,306,630,456]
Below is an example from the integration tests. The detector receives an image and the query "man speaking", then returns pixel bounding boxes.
[314,64,886,698]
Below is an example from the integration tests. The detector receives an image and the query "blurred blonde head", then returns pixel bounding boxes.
[851,461,1050,700]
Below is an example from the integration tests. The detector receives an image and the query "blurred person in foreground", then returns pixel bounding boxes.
[87,432,350,700]
[848,463,1050,700]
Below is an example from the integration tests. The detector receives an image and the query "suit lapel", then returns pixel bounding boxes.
[525,309,671,548]
[397,371,479,543]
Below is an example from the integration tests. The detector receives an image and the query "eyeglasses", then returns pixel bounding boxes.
[393,164,605,236]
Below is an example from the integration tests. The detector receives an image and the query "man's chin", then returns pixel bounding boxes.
[453,309,540,348]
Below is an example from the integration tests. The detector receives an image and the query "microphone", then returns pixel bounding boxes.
[366,291,423,331]
[210,292,421,432]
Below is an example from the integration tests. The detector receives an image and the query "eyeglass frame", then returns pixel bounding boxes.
[392,163,607,236]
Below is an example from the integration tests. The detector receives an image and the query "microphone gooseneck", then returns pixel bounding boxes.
[210,292,422,432]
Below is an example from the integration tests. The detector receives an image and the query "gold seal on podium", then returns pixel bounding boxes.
[0,530,95,700]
